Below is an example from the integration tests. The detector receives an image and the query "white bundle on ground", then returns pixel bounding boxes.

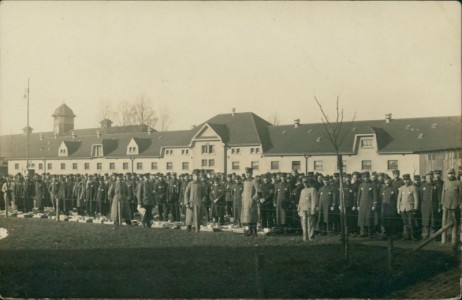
[0,228,8,240]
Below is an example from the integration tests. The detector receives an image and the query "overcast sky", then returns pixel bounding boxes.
[0,1,460,135]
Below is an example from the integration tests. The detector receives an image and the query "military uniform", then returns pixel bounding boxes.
[259,179,275,229]
[210,181,225,225]
[380,184,400,237]
[232,180,244,225]
[317,182,335,234]
[167,177,181,222]
[441,170,461,244]
[397,176,419,240]
[357,175,378,237]
[108,178,132,225]
[420,180,440,238]
[274,179,291,228]
[154,179,168,221]
[137,176,155,227]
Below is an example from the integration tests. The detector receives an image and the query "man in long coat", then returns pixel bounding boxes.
[34,175,46,211]
[108,174,132,225]
[184,171,206,232]
[210,177,225,225]
[441,169,461,244]
[241,167,259,237]
[23,174,35,212]
[317,176,335,235]
[380,176,400,238]
[356,171,378,237]
[420,172,440,239]
[274,173,291,232]
[232,176,244,226]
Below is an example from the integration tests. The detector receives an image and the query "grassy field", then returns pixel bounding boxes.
[0,218,457,298]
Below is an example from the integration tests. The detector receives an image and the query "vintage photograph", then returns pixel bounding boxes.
[0,1,460,298]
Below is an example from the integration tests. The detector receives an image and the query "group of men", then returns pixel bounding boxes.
[0,167,460,242]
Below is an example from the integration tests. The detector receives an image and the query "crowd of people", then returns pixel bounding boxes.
[0,167,460,242]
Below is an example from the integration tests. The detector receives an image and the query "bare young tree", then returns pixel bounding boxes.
[97,99,115,122]
[158,106,172,132]
[267,112,281,125]
[314,96,356,264]
[114,100,135,126]
[131,95,158,128]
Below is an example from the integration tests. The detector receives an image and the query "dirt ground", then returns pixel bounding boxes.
[0,218,458,298]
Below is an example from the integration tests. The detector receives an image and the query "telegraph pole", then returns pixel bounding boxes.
[26,78,30,173]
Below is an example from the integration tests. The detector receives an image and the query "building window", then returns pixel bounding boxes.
[72,163,77,170]
[47,163,52,170]
[361,160,372,170]
[232,161,240,170]
[123,162,129,170]
[59,149,66,155]
[250,147,260,154]
[166,162,173,170]
[109,162,115,170]
[201,159,207,167]
[97,163,102,170]
[39,163,43,170]
[251,161,259,170]
[165,149,173,156]
[136,162,142,170]
[92,145,103,157]
[15,163,19,170]
[291,161,301,171]
[360,138,373,148]
[182,162,189,170]
[84,163,90,170]
[30,163,35,168]
[208,159,215,167]
[387,160,398,170]
[201,145,215,154]
[271,161,279,170]
[314,160,323,171]
[231,148,241,155]
[128,146,137,154]
[61,163,66,170]
[151,162,157,170]
[181,149,189,155]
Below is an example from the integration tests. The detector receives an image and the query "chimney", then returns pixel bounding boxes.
[71,131,76,139]
[40,134,44,141]
[385,113,392,123]
[232,108,236,116]
[96,130,101,137]
[294,119,300,128]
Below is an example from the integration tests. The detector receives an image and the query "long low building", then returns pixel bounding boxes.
[0,104,460,177]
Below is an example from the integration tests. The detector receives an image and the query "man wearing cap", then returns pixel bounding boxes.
[137,173,155,228]
[317,176,335,235]
[167,173,181,222]
[154,175,168,221]
[241,167,259,237]
[413,175,423,240]
[224,175,234,218]
[356,171,378,238]
[259,174,275,230]
[232,175,244,226]
[380,176,400,239]
[95,176,108,217]
[441,169,461,244]
[125,173,136,220]
[397,174,419,241]
[2,176,15,213]
[34,175,46,212]
[184,171,207,232]
[22,174,35,212]
[420,172,440,239]
[274,173,291,233]
[108,174,132,225]
[342,174,357,235]
[298,177,318,241]
[210,177,225,225]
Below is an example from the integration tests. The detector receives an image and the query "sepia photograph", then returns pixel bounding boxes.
[0,1,460,298]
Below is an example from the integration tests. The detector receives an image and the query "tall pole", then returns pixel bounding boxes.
[26,78,30,174]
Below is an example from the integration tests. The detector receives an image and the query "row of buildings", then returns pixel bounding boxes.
[0,104,460,177]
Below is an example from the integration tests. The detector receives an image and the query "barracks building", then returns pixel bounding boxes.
[0,104,460,177]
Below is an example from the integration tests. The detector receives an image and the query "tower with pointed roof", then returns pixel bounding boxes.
[52,103,76,135]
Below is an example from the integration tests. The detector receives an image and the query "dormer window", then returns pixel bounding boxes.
[128,146,138,154]
[360,138,373,148]
[250,147,260,154]
[58,142,68,157]
[181,149,190,155]
[165,149,174,156]
[92,144,103,157]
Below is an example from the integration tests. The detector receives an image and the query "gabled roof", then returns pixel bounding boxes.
[62,141,81,155]
[201,112,272,148]
[264,116,461,155]
[52,103,76,117]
